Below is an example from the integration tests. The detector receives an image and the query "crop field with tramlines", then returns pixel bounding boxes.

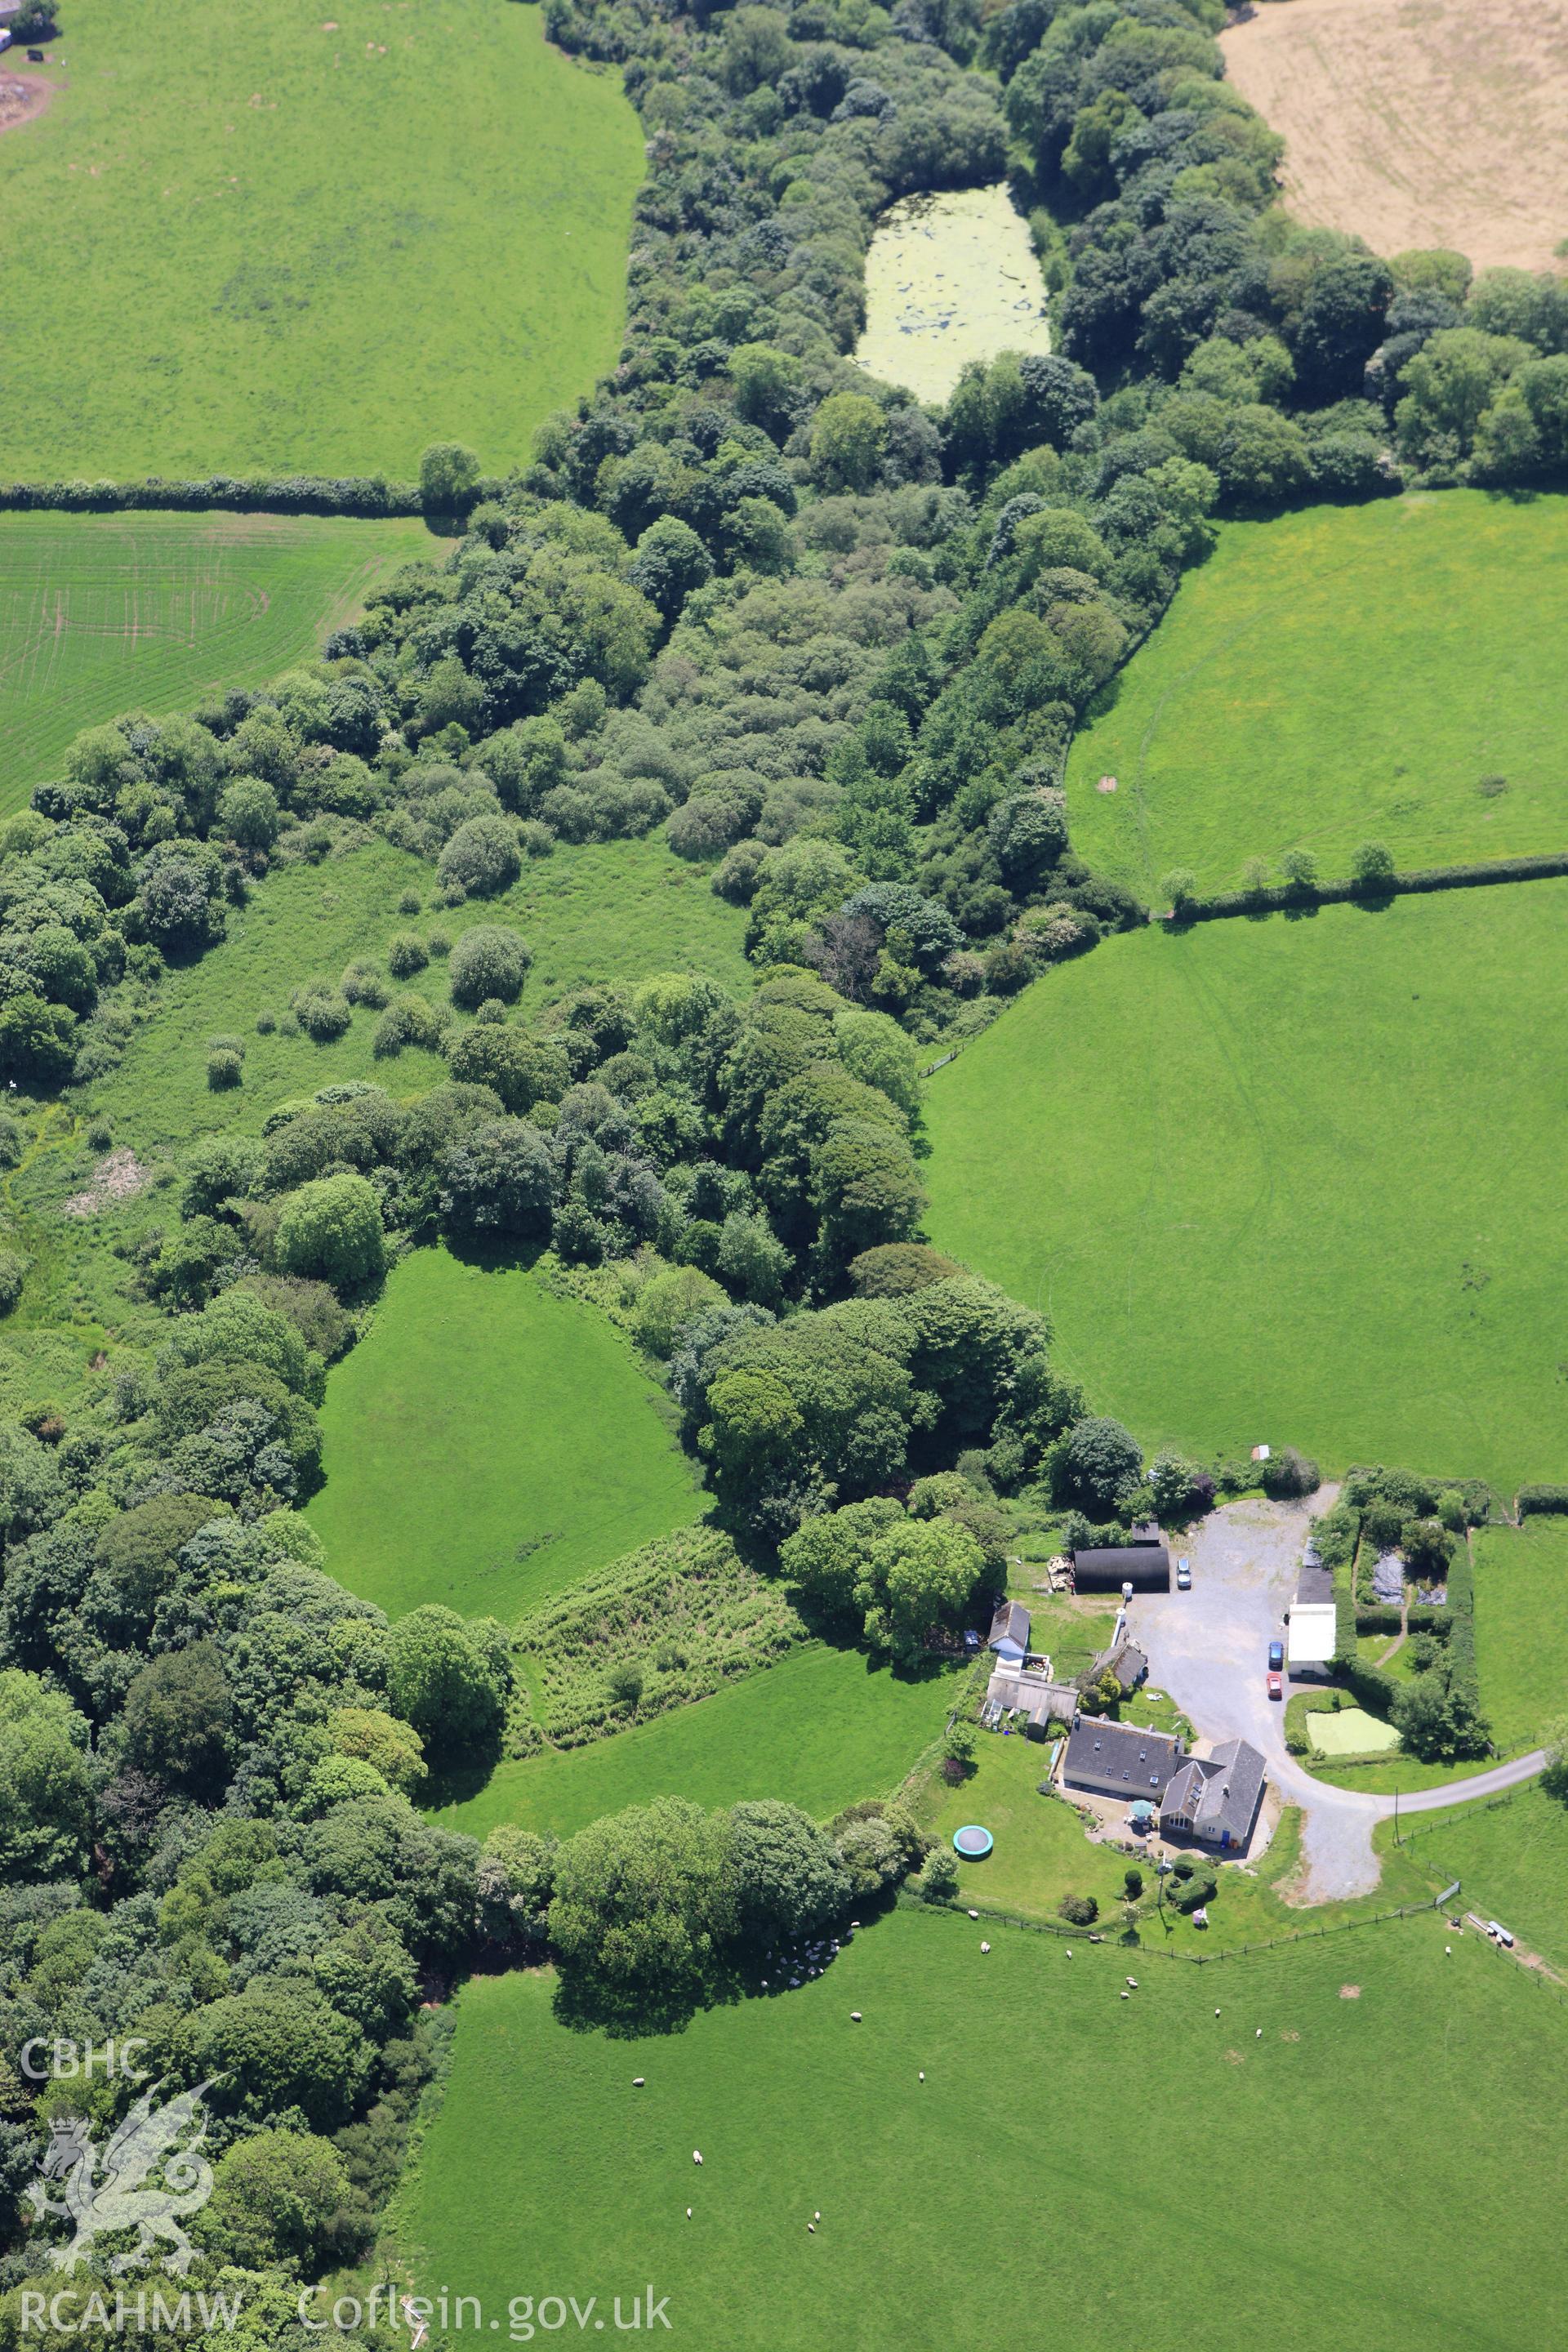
[0,510,437,811]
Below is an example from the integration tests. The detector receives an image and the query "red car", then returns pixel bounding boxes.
[1267,1670,1284,1700]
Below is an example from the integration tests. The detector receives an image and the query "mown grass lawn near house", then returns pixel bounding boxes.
[923,887,1568,1495]
[0,0,641,479]
[915,1732,1131,1922]
[395,1909,1568,2352]
[435,1644,958,1842]
[305,1248,703,1620]
[1067,492,1568,896]
[0,511,439,815]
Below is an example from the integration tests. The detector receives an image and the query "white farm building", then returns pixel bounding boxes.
[1287,1601,1337,1673]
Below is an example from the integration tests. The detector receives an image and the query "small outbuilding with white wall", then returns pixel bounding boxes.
[1287,1601,1337,1674]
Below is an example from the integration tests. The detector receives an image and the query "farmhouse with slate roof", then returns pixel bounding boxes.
[1062,1717,1183,1800]
[1160,1738,1267,1851]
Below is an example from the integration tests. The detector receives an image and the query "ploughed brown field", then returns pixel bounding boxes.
[1223,0,1568,274]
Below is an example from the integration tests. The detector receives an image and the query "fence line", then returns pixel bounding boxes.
[1396,1788,1519,1848]
[900,1884,1453,1962]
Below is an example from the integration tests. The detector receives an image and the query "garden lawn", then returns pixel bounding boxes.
[918,1733,1130,1922]
[1473,1517,1568,1754]
[1392,1784,1568,1971]
[0,511,438,815]
[74,834,749,1157]
[435,1645,957,1842]
[395,1908,1568,2351]
[0,0,641,477]
[305,1249,702,1619]
[1067,492,1568,896]
[923,886,1568,1494]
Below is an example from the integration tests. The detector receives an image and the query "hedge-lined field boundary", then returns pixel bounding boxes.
[1164,851,1568,925]
[1355,1602,1450,1637]
[1517,1484,1568,1518]
[0,474,510,520]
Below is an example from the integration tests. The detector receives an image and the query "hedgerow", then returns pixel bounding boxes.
[0,473,430,517]
[1518,1483,1568,1517]
[1165,849,1568,922]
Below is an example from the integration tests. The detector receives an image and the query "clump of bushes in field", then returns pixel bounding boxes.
[373,994,448,1058]
[341,959,390,1009]
[205,1034,244,1089]
[448,924,532,1009]
[387,932,429,978]
[291,978,353,1043]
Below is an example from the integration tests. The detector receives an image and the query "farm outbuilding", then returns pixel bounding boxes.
[1088,1637,1148,1696]
[1072,1544,1171,1592]
[983,1659,1076,1731]
[987,1600,1031,1661]
[1287,1601,1337,1673]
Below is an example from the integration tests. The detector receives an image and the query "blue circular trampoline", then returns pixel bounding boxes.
[952,1824,993,1859]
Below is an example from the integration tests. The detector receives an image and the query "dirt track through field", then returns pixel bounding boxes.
[1223,0,1568,273]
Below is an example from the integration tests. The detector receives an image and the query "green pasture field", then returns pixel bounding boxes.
[1067,492,1568,896]
[306,1247,702,1619]
[436,1643,958,1842]
[1473,1517,1568,1755]
[394,1908,1568,2350]
[0,510,439,814]
[923,885,1568,1494]
[1392,1786,1568,1971]
[0,0,641,478]
[70,833,748,1157]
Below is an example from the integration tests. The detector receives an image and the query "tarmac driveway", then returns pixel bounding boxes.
[1127,1490,1544,1903]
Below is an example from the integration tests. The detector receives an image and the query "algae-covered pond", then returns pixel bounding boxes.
[854,181,1052,403]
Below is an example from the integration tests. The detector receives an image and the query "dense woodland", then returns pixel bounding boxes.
[0,0,1555,2332]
